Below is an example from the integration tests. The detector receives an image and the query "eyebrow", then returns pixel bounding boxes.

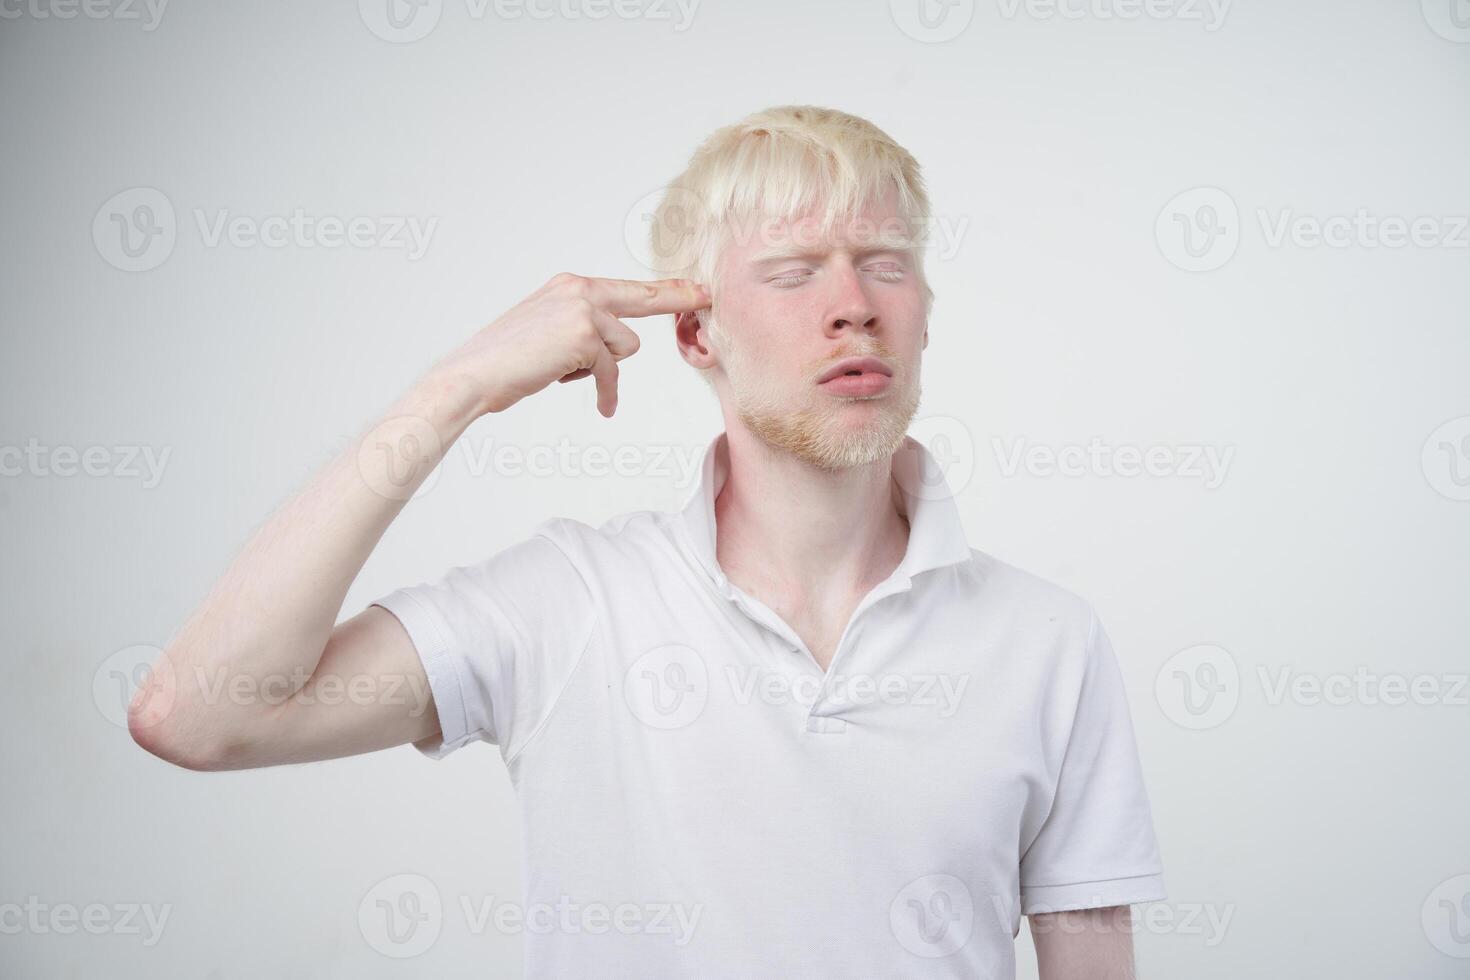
[748,237,922,267]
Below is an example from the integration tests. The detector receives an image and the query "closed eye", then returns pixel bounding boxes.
[768,265,907,287]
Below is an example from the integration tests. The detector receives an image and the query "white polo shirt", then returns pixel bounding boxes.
[372,430,1166,977]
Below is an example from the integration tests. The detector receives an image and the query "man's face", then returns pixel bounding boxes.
[696,184,928,472]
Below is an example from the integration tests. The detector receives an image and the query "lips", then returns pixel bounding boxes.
[816,356,895,385]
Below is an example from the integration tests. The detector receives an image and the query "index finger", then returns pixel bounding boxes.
[583,277,710,318]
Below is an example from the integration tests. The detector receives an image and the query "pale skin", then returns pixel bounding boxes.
[128,201,1138,978]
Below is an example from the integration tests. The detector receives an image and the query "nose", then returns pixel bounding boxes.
[825,261,878,337]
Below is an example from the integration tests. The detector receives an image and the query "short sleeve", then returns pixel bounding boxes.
[1019,608,1167,914]
[370,528,596,762]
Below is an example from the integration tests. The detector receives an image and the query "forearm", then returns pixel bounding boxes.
[130,369,483,755]
[1032,906,1136,980]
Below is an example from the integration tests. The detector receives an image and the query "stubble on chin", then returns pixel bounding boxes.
[725,340,922,472]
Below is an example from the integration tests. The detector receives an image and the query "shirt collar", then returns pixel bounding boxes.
[673,430,973,595]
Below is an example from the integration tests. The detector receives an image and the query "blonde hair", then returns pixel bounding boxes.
[646,105,936,354]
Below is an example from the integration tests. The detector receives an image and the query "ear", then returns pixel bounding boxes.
[922,326,929,350]
[675,309,717,370]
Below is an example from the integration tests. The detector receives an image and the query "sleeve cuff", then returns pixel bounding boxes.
[1020,871,1167,915]
[371,590,479,760]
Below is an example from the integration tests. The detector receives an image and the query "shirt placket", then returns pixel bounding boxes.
[721,574,915,736]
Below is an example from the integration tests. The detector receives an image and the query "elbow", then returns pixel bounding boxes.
[129,708,226,772]
[126,655,228,772]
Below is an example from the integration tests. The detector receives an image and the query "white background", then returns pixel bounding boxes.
[2,0,1467,976]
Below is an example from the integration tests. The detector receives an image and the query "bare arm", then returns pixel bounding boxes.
[128,273,709,771]
[1030,905,1137,980]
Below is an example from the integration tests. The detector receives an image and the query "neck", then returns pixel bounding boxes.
[713,425,910,602]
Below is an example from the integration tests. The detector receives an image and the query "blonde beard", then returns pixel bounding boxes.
[712,319,921,472]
